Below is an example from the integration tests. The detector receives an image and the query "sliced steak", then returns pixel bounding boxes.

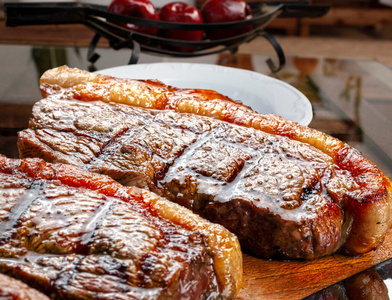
[0,155,242,299]
[18,66,392,259]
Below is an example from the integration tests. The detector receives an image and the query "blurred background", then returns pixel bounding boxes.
[1,0,391,68]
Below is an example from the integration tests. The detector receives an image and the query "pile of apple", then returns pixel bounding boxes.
[107,0,253,52]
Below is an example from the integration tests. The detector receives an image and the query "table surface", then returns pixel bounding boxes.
[1,38,392,299]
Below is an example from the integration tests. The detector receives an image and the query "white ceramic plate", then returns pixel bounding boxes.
[97,63,313,125]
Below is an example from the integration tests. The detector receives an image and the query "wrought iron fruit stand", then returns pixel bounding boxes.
[4,1,329,72]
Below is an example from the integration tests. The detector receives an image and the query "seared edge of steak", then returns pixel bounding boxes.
[0,155,242,299]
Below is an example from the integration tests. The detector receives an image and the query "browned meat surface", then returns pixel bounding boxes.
[0,155,242,299]
[0,273,50,300]
[18,66,392,259]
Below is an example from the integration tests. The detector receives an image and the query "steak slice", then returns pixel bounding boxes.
[0,273,50,300]
[0,155,242,299]
[18,66,392,259]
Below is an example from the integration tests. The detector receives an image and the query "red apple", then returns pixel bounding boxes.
[201,0,252,41]
[107,0,160,36]
[159,2,203,52]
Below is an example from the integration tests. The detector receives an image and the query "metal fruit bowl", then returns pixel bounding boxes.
[4,1,329,72]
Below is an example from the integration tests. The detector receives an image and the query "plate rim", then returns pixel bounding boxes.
[96,62,313,125]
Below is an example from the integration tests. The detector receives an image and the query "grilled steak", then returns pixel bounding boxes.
[18,66,392,259]
[0,155,242,299]
[0,273,50,300]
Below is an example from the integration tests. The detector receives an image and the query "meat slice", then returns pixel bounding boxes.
[18,66,392,259]
[0,273,50,300]
[0,155,242,299]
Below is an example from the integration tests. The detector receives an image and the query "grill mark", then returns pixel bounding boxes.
[87,112,154,171]
[0,194,117,293]
[215,152,261,204]
[86,126,131,163]
[0,252,81,298]
[0,196,118,295]
[157,129,217,189]
[34,100,155,167]
[158,124,259,198]
[87,106,155,163]
[0,181,43,244]
[32,128,104,165]
[49,254,83,296]
[37,126,130,164]
[147,113,202,182]
[79,198,114,252]
[152,118,259,187]
[90,109,203,184]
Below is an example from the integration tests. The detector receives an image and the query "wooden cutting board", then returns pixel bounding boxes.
[237,229,392,299]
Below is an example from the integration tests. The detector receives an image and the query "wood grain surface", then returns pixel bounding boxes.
[237,229,392,299]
